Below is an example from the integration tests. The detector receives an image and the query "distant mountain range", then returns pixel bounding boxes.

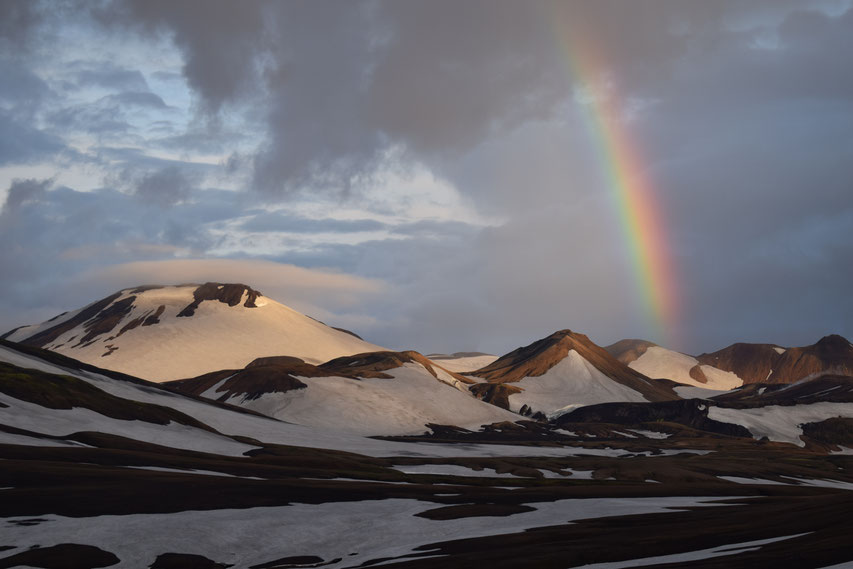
[3,282,852,439]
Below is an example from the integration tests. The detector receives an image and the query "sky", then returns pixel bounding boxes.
[1,0,852,356]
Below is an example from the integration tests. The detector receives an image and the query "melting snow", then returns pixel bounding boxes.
[394,464,524,478]
[0,497,741,568]
[708,402,853,446]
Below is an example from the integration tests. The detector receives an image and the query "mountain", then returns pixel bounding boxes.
[2,283,384,382]
[697,334,853,384]
[467,330,678,418]
[606,339,742,391]
[427,352,499,373]
[168,350,517,435]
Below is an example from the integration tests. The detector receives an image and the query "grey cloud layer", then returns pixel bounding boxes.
[1,0,851,354]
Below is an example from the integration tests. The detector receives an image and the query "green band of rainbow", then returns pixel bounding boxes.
[554,23,680,344]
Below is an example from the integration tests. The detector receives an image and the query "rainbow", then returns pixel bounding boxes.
[553,20,680,345]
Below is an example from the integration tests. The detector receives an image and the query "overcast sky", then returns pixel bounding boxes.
[1,0,852,355]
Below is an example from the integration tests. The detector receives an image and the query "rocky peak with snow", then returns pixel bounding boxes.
[3,283,385,382]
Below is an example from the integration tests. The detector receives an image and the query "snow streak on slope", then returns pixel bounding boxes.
[6,284,384,382]
[509,350,649,418]
[218,362,519,436]
[629,346,743,390]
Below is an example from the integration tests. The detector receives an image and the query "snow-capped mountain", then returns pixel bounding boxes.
[467,330,678,418]
[168,350,518,435]
[606,339,743,391]
[2,283,385,382]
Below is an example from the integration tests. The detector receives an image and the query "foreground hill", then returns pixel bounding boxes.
[606,339,743,391]
[697,334,853,384]
[467,330,678,418]
[169,350,518,435]
[3,283,384,382]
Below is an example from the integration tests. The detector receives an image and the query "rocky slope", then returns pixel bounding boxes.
[697,334,853,384]
[467,330,678,418]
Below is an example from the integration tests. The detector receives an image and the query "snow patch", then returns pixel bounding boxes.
[629,347,743,390]
[626,429,671,439]
[708,402,853,446]
[0,497,740,568]
[509,350,649,418]
[428,354,498,373]
[394,464,525,478]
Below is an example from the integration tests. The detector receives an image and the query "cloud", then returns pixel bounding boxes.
[2,0,852,356]
[133,165,192,206]
[1,177,52,213]
[0,112,64,166]
[72,63,150,92]
[75,258,387,327]
[239,212,386,234]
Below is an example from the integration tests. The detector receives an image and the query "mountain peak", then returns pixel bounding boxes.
[4,283,384,381]
[815,334,851,350]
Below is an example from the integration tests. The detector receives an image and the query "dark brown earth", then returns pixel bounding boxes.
[555,399,753,438]
[469,330,677,403]
[713,374,853,406]
[74,296,137,346]
[468,383,523,411]
[0,361,217,431]
[13,292,124,348]
[802,417,853,449]
[249,556,339,569]
[0,544,119,568]
[320,351,473,384]
[689,364,708,383]
[149,553,233,569]
[177,283,262,317]
[698,334,853,384]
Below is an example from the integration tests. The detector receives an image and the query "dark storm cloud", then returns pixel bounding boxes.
[2,0,851,354]
[0,0,44,52]
[96,0,269,113]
